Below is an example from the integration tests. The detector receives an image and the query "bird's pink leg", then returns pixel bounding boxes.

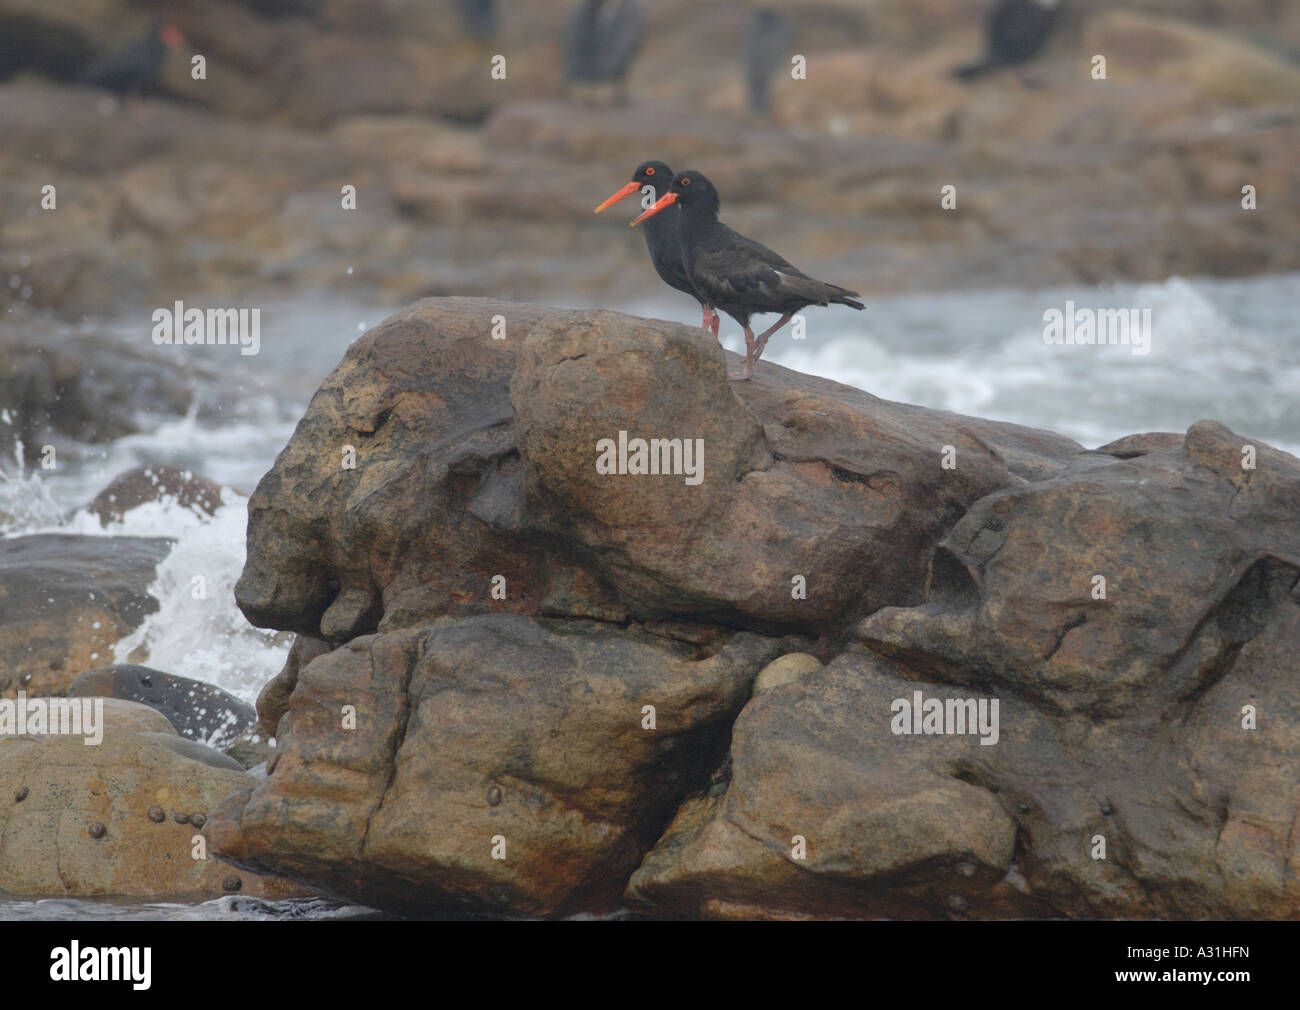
[700,304,713,332]
[729,326,756,381]
[710,310,720,339]
[752,313,793,360]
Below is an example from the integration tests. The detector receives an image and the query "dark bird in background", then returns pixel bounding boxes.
[743,8,791,116]
[79,20,186,96]
[952,0,1062,80]
[454,0,497,42]
[595,161,718,336]
[633,171,864,381]
[565,0,643,103]
[0,15,96,82]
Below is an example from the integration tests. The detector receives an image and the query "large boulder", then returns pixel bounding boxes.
[207,614,793,916]
[630,422,1300,919]
[233,299,1085,648]
[215,302,1298,919]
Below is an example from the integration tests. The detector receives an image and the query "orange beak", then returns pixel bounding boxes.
[630,190,677,227]
[593,181,641,214]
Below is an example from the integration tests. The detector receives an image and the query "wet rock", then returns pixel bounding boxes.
[0,728,310,899]
[0,328,207,464]
[223,722,275,770]
[86,465,226,524]
[207,613,792,917]
[0,535,171,698]
[69,665,256,748]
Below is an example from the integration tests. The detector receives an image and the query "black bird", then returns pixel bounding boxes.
[565,0,643,102]
[80,20,186,96]
[633,171,864,381]
[952,0,1061,80]
[743,9,791,116]
[595,162,718,336]
[454,0,497,42]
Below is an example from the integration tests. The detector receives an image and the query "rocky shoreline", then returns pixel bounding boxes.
[3,1,1299,321]
[6,298,1293,918]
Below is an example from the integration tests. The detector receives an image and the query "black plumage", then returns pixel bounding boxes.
[454,0,497,42]
[80,20,185,96]
[565,0,643,92]
[634,171,864,381]
[594,161,717,334]
[742,9,791,115]
[953,0,1062,80]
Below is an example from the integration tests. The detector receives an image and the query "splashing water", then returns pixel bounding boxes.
[67,491,293,706]
[0,439,66,535]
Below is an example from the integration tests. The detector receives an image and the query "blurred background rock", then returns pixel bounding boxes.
[0,0,1297,317]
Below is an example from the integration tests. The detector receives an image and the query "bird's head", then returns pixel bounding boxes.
[158,22,187,50]
[594,160,673,214]
[630,170,719,227]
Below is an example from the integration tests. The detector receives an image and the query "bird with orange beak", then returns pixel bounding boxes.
[595,161,718,336]
[80,20,188,97]
[633,170,863,380]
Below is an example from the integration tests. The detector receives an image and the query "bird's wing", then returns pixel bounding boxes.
[692,225,863,310]
[690,226,803,302]
[81,35,155,87]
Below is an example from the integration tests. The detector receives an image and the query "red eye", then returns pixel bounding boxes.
[645,167,655,176]
[681,177,691,186]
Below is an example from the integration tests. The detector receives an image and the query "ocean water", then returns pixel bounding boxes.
[1,272,1296,920]
[620,272,1300,456]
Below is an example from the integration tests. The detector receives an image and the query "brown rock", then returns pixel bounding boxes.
[634,437,1300,920]
[87,464,225,524]
[0,729,310,899]
[752,653,822,695]
[234,299,1085,648]
[0,534,171,697]
[1084,11,1300,105]
[0,328,202,463]
[257,634,332,737]
[208,613,792,916]
[86,698,178,737]
[629,653,1033,920]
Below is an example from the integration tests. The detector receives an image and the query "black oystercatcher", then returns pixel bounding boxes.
[633,171,864,381]
[565,0,643,103]
[80,20,186,96]
[743,9,792,116]
[952,0,1062,80]
[595,161,718,336]
[455,0,497,41]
